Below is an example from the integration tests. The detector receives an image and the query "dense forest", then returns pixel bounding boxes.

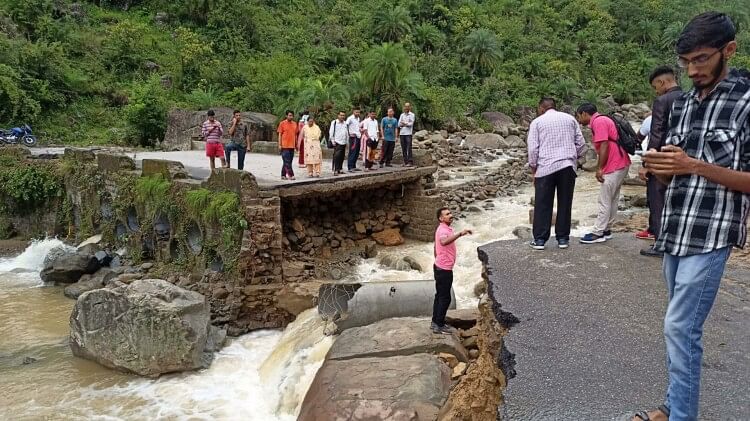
[0,0,748,146]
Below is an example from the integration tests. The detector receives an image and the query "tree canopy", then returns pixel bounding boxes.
[0,0,748,146]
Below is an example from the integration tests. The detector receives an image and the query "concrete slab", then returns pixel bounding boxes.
[31,148,429,190]
[480,236,749,420]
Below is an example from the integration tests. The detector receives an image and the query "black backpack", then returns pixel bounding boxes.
[605,113,641,155]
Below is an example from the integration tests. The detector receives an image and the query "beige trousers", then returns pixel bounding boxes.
[593,166,629,235]
[307,163,321,176]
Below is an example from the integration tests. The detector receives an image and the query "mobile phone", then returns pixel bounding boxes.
[634,150,645,156]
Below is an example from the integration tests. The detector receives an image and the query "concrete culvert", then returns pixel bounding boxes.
[126,207,139,232]
[169,239,181,261]
[153,213,171,241]
[115,222,127,240]
[100,197,113,220]
[142,235,155,258]
[186,221,202,254]
[318,281,456,332]
[208,255,224,272]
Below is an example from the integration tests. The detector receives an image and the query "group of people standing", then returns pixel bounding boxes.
[277,103,417,179]
[525,11,749,421]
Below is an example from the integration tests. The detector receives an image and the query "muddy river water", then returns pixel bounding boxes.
[1,173,625,420]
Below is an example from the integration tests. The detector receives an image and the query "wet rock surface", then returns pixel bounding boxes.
[299,353,451,421]
[69,279,222,377]
[480,236,749,420]
[40,247,100,283]
[328,317,468,362]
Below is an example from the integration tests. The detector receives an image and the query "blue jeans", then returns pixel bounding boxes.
[280,148,295,177]
[662,246,731,420]
[224,142,246,170]
[347,136,360,170]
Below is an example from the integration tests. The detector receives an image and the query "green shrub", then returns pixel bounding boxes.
[124,79,168,147]
[0,163,62,212]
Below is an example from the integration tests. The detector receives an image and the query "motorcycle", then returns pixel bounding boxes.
[0,124,37,147]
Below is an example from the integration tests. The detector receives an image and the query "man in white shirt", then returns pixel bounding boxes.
[345,107,362,172]
[398,102,415,166]
[361,110,380,170]
[329,111,349,176]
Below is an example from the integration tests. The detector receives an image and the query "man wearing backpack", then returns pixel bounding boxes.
[576,103,631,243]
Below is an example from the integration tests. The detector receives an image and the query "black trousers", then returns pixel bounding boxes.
[647,175,667,238]
[533,166,577,242]
[432,265,453,326]
[400,135,413,164]
[380,141,396,165]
[333,144,346,172]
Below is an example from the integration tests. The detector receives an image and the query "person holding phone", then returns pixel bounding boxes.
[201,109,226,172]
[634,12,750,421]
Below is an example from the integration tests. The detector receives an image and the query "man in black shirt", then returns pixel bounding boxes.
[638,67,683,257]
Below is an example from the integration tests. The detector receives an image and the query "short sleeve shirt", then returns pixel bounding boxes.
[434,223,456,270]
[591,113,631,174]
[230,121,248,145]
[277,120,298,149]
[381,117,398,141]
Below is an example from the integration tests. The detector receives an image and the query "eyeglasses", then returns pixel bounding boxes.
[677,44,727,69]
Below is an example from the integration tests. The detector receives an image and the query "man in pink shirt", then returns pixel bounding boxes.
[432,207,472,334]
[576,103,631,243]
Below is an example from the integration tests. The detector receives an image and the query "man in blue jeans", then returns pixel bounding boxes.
[636,12,750,421]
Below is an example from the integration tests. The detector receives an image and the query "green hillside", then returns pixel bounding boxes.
[0,0,748,146]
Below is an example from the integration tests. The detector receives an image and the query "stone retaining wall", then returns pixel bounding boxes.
[0,147,442,334]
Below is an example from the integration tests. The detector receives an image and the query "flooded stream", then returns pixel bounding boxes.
[0,173,623,420]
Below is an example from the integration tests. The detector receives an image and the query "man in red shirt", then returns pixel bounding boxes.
[277,110,299,180]
[432,207,472,334]
[576,103,631,244]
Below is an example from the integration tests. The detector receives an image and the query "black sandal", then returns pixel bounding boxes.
[634,405,670,420]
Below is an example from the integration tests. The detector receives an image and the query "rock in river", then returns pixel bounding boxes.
[69,279,218,377]
[41,247,100,283]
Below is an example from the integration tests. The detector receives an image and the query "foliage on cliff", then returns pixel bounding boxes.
[0,0,748,146]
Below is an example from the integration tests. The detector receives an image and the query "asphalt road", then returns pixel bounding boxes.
[480,236,749,420]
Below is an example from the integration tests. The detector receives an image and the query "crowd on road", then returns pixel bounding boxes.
[517,11,749,421]
[199,102,417,181]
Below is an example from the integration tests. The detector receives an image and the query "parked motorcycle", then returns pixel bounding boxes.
[0,124,37,147]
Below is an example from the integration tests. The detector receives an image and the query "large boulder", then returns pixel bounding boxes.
[327,317,468,362]
[63,268,118,299]
[501,134,526,148]
[481,111,515,135]
[163,107,277,151]
[41,247,100,283]
[464,133,503,149]
[298,354,451,421]
[69,279,213,377]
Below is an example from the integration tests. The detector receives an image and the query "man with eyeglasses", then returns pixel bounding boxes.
[634,12,750,421]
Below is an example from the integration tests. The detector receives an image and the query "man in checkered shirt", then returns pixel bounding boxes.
[527,97,586,250]
[636,12,750,421]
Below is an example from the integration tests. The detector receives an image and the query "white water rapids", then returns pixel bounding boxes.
[0,173,625,420]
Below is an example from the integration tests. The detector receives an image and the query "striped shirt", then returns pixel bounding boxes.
[527,109,586,178]
[201,120,223,143]
[655,71,750,256]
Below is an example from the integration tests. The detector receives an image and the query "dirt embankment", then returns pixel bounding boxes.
[0,239,30,257]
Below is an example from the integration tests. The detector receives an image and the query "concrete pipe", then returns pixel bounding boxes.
[317,280,456,332]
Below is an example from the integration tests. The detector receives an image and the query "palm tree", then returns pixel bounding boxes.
[361,43,425,111]
[413,23,445,53]
[300,75,350,116]
[463,28,503,76]
[373,6,412,42]
[362,43,411,95]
